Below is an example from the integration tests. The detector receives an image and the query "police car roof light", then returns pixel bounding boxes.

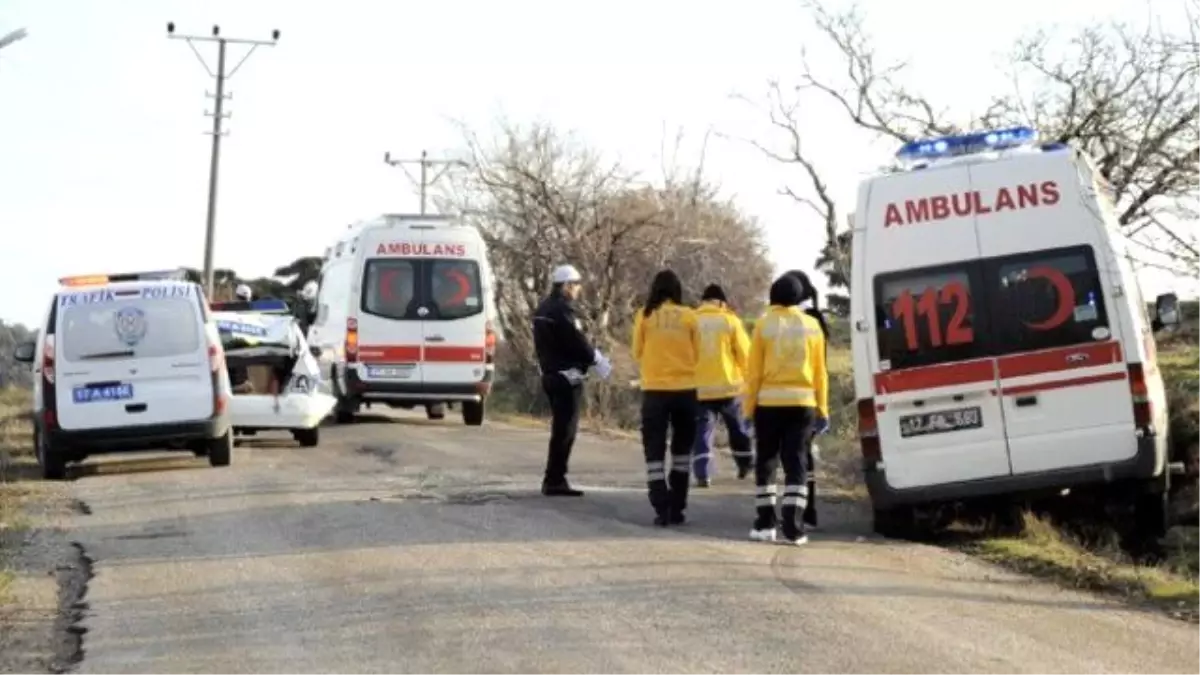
[895,126,1039,162]
[58,269,189,287]
[210,298,291,313]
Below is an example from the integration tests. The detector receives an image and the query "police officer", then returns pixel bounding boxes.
[296,280,319,336]
[744,274,829,545]
[786,269,830,530]
[235,283,253,302]
[532,264,612,497]
[632,269,700,526]
[692,283,753,486]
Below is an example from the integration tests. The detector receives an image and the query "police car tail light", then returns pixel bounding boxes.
[41,335,56,385]
[207,343,224,373]
[345,318,359,363]
[1127,364,1153,431]
[857,398,882,463]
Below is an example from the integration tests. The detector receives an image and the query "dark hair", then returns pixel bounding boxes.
[768,274,804,307]
[701,283,727,303]
[786,269,830,340]
[643,269,683,317]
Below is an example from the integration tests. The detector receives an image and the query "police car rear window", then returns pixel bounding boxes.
[873,244,1108,371]
[58,287,201,362]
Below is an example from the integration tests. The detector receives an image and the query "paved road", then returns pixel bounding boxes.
[59,411,1197,673]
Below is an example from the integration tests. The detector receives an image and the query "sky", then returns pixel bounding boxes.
[1,0,1195,327]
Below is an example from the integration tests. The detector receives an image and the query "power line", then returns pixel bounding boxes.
[383,150,466,215]
[167,22,280,297]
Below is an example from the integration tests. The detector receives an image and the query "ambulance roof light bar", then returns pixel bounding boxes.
[209,298,291,313]
[895,126,1040,165]
[59,269,190,287]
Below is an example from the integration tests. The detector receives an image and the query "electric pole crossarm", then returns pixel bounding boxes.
[382,150,467,215]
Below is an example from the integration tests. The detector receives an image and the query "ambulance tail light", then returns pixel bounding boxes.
[857,398,882,465]
[41,335,55,385]
[1128,364,1153,432]
[345,318,359,363]
[484,320,497,361]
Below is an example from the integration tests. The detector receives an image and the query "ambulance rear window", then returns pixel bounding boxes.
[427,260,483,321]
[362,259,419,320]
[985,245,1108,355]
[874,264,986,371]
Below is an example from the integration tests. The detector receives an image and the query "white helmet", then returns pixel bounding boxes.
[551,264,582,284]
[299,280,319,301]
[234,283,253,301]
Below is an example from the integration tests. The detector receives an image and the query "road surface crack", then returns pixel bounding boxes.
[49,542,93,674]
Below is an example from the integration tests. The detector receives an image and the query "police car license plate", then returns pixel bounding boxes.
[899,406,982,439]
[367,364,415,379]
[72,383,134,404]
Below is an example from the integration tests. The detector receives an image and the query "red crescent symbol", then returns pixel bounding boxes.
[444,269,471,306]
[380,269,398,301]
[1022,266,1076,331]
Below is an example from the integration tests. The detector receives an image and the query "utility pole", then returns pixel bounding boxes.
[0,27,28,53]
[383,150,465,214]
[167,22,280,297]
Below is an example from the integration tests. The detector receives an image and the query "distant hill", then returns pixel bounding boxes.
[0,320,34,389]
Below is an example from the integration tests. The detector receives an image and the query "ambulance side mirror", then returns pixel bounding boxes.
[1152,292,1180,332]
[13,341,35,364]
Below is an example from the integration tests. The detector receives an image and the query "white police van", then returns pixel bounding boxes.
[849,127,1181,540]
[308,214,498,426]
[14,270,233,479]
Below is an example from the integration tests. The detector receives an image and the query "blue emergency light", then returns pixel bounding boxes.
[895,126,1039,162]
[210,298,291,313]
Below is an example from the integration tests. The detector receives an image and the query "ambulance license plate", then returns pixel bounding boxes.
[72,383,134,404]
[368,365,415,379]
[899,406,982,438]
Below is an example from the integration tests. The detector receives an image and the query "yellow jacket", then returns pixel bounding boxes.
[744,305,829,419]
[632,301,699,391]
[693,301,751,400]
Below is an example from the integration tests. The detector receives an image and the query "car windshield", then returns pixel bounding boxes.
[60,296,201,362]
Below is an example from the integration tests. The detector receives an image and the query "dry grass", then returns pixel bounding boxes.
[0,388,33,603]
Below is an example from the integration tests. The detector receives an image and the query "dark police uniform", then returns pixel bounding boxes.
[532,288,598,495]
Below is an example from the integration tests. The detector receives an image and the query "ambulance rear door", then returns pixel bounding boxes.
[864,163,1010,491]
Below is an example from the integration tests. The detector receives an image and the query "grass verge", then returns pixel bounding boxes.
[0,388,34,603]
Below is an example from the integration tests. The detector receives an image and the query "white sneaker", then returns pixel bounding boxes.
[780,534,809,546]
[749,528,777,542]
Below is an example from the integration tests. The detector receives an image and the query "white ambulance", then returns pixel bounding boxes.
[849,127,1181,540]
[307,213,497,426]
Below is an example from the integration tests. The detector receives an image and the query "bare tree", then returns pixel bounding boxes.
[750,0,1199,279]
[436,119,773,425]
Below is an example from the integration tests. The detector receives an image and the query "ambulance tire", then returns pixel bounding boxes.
[426,403,446,420]
[35,428,67,481]
[872,505,919,541]
[208,430,233,468]
[1127,475,1170,555]
[462,400,485,426]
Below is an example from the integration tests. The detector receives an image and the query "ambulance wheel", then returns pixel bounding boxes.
[35,429,67,481]
[462,400,485,426]
[1126,475,1170,555]
[426,403,446,420]
[208,430,233,467]
[292,427,320,448]
[872,505,918,540]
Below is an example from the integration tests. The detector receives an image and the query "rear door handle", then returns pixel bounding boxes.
[1015,395,1038,408]
[425,335,445,342]
[125,403,147,413]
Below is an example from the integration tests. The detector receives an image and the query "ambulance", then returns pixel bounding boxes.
[849,126,1181,539]
[307,213,497,426]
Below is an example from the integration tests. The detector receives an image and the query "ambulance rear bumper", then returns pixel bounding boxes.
[345,367,493,404]
[864,435,1162,509]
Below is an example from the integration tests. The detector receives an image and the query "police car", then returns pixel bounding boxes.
[848,126,1181,540]
[13,270,233,479]
[212,298,336,446]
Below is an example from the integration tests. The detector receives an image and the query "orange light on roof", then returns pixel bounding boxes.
[59,275,109,287]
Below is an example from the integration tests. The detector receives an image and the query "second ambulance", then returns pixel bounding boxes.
[849,126,1181,541]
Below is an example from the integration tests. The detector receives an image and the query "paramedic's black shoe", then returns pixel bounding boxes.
[654,511,670,527]
[695,477,711,488]
[737,465,751,480]
[541,481,583,497]
[669,510,687,526]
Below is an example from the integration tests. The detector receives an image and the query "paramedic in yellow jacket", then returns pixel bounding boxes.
[632,269,701,527]
[692,284,753,487]
[744,273,829,546]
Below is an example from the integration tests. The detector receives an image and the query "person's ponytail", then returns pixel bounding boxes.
[643,269,683,318]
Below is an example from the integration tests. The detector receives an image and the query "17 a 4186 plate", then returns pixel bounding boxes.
[899,406,982,438]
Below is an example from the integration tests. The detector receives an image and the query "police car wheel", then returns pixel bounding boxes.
[208,430,233,467]
[35,429,67,481]
[292,427,320,448]
[462,400,485,426]
[426,403,446,420]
